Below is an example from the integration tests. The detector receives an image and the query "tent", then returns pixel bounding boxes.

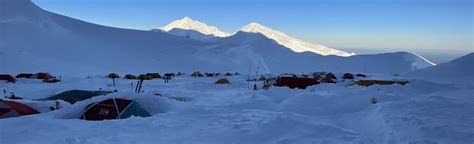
[215,78,230,84]
[146,73,161,79]
[32,72,53,79]
[321,77,337,83]
[40,90,111,104]
[0,74,16,83]
[124,74,137,79]
[356,74,367,78]
[80,98,151,121]
[107,73,120,79]
[356,80,409,87]
[15,73,33,79]
[0,99,39,119]
[342,73,354,79]
[274,77,319,89]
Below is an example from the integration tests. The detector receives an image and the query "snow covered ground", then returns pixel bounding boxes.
[1,0,472,143]
[1,72,472,144]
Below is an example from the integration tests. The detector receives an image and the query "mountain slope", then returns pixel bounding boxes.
[240,23,355,57]
[215,31,434,74]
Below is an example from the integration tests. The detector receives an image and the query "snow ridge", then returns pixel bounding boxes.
[240,23,355,57]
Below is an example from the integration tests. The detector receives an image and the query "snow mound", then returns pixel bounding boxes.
[161,17,230,37]
[240,23,355,57]
[55,92,179,119]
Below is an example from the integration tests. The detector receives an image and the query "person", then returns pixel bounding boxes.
[50,101,62,111]
[371,98,377,104]
[8,92,22,100]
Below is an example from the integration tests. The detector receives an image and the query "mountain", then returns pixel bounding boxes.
[215,31,433,74]
[0,0,434,76]
[239,23,354,57]
[160,17,230,40]
[405,53,474,84]
[158,18,354,57]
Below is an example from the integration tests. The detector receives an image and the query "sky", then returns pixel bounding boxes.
[32,0,472,63]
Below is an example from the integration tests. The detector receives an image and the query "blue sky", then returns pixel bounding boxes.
[33,0,472,62]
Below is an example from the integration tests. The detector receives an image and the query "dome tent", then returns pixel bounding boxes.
[215,78,230,84]
[32,72,53,80]
[0,99,39,119]
[124,74,137,79]
[15,73,33,78]
[39,90,112,104]
[0,74,16,83]
[80,98,151,121]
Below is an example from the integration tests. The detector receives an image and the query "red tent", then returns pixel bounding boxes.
[33,72,53,80]
[80,98,151,121]
[0,100,39,119]
[16,73,33,79]
[0,74,16,83]
[274,77,319,89]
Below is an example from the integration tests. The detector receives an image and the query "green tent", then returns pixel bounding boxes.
[39,90,112,104]
[80,98,151,120]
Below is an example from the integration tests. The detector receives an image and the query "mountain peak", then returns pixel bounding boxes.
[180,17,193,22]
[161,17,230,37]
[240,22,354,57]
[241,22,276,34]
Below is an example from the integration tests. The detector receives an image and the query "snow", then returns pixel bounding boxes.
[240,23,355,57]
[2,2,467,143]
[161,17,231,38]
[0,74,473,144]
[405,52,474,86]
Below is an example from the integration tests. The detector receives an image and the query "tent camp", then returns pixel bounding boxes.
[40,90,112,104]
[80,98,151,121]
[0,99,39,119]
[0,74,16,83]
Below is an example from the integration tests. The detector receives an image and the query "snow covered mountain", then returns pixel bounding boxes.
[161,17,230,39]
[240,23,355,57]
[158,18,354,57]
[215,31,433,74]
[0,0,434,76]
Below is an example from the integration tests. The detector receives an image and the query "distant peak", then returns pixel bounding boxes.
[181,17,193,21]
[241,22,271,31]
[160,17,230,37]
[246,22,264,27]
